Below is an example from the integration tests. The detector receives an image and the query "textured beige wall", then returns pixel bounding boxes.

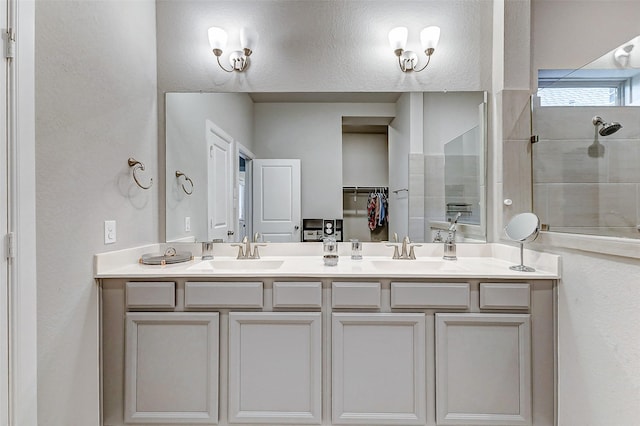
[35,1,158,424]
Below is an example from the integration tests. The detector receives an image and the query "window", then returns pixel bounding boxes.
[537,69,637,107]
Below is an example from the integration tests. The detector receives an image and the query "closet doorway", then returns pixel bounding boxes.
[236,144,255,243]
[342,118,390,242]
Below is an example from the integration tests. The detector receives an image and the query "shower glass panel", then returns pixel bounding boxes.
[444,126,482,226]
[532,34,640,239]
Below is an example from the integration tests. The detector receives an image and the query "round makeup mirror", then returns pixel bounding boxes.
[504,212,540,272]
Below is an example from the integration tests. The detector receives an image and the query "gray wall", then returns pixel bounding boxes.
[165,93,254,242]
[156,0,492,94]
[253,102,395,219]
[388,93,412,239]
[35,1,158,424]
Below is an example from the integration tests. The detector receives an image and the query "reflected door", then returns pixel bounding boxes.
[253,159,301,242]
[206,120,234,242]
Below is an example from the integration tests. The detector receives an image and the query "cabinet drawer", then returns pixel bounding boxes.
[332,282,381,309]
[273,281,322,309]
[126,282,175,309]
[480,283,530,310]
[391,282,470,309]
[185,282,263,308]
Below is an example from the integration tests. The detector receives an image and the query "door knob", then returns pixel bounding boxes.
[227,230,235,236]
[294,225,300,230]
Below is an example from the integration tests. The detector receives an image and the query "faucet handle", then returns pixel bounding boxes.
[253,232,261,243]
[251,243,267,259]
[408,244,422,260]
[230,243,245,259]
[385,243,401,259]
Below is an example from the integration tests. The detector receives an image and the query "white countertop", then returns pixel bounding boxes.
[94,243,560,280]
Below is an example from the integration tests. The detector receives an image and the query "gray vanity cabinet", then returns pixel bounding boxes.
[435,313,532,425]
[124,312,219,424]
[100,277,555,426]
[331,313,426,425]
[227,312,322,424]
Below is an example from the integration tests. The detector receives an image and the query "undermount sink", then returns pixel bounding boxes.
[188,259,284,271]
[370,259,467,272]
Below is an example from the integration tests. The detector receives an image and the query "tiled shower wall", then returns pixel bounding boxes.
[533,105,640,238]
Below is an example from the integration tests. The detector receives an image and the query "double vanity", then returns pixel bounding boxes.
[96,242,559,426]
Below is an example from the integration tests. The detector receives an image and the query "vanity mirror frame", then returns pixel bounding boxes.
[164,91,488,245]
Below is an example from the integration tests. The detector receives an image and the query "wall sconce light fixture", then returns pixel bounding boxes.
[208,26,258,72]
[389,26,440,72]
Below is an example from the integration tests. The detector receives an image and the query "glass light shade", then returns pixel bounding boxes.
[240,27,259,51]
[420,26,440,51]
[208,27,228,51]
[388,27,408,51]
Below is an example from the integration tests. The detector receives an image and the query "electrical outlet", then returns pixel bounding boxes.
[185,217,191,232]
[104,220,116,244]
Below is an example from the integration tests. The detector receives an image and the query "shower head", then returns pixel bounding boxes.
[592,116,623,136]
[599,122,622,136]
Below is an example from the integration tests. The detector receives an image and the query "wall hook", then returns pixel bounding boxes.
[128,158,153,190]
[175,170,194,195]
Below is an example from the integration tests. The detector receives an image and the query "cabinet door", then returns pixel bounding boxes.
[228,312,322,424]
[332,313,426,425]
[435,313,531,425]
[125,312,219,424]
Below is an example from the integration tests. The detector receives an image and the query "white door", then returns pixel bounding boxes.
[206,120,234,242]
[253,159,301,242]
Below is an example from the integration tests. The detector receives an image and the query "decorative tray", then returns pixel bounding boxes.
[139,247,193,265]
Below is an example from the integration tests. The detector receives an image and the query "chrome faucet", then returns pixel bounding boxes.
[387,234,422,259]
[442,212,461,260]
[232,234,266,259]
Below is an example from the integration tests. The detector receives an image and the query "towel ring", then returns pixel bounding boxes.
[175,171,194,195]
[128,158,153,190]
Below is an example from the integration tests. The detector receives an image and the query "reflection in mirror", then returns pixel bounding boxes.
[165,92,487,244]
[533,34,640,240]
[504,212,540,272]
[444,125,481,225]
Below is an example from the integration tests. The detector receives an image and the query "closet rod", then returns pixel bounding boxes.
[342,186,388,192]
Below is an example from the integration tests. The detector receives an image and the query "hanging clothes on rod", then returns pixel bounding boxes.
[367,189,388,231]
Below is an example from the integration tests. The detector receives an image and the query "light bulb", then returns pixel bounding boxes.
[208,27,228,52]
[240,27,259,52]
[388,27,408,51]
[420,26,440,53]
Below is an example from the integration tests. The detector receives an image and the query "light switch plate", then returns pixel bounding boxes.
[185,216,191,232]
[104,220,116,244]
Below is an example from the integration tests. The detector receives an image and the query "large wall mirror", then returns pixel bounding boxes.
[165,91,487,244]
[533,34,640,240]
